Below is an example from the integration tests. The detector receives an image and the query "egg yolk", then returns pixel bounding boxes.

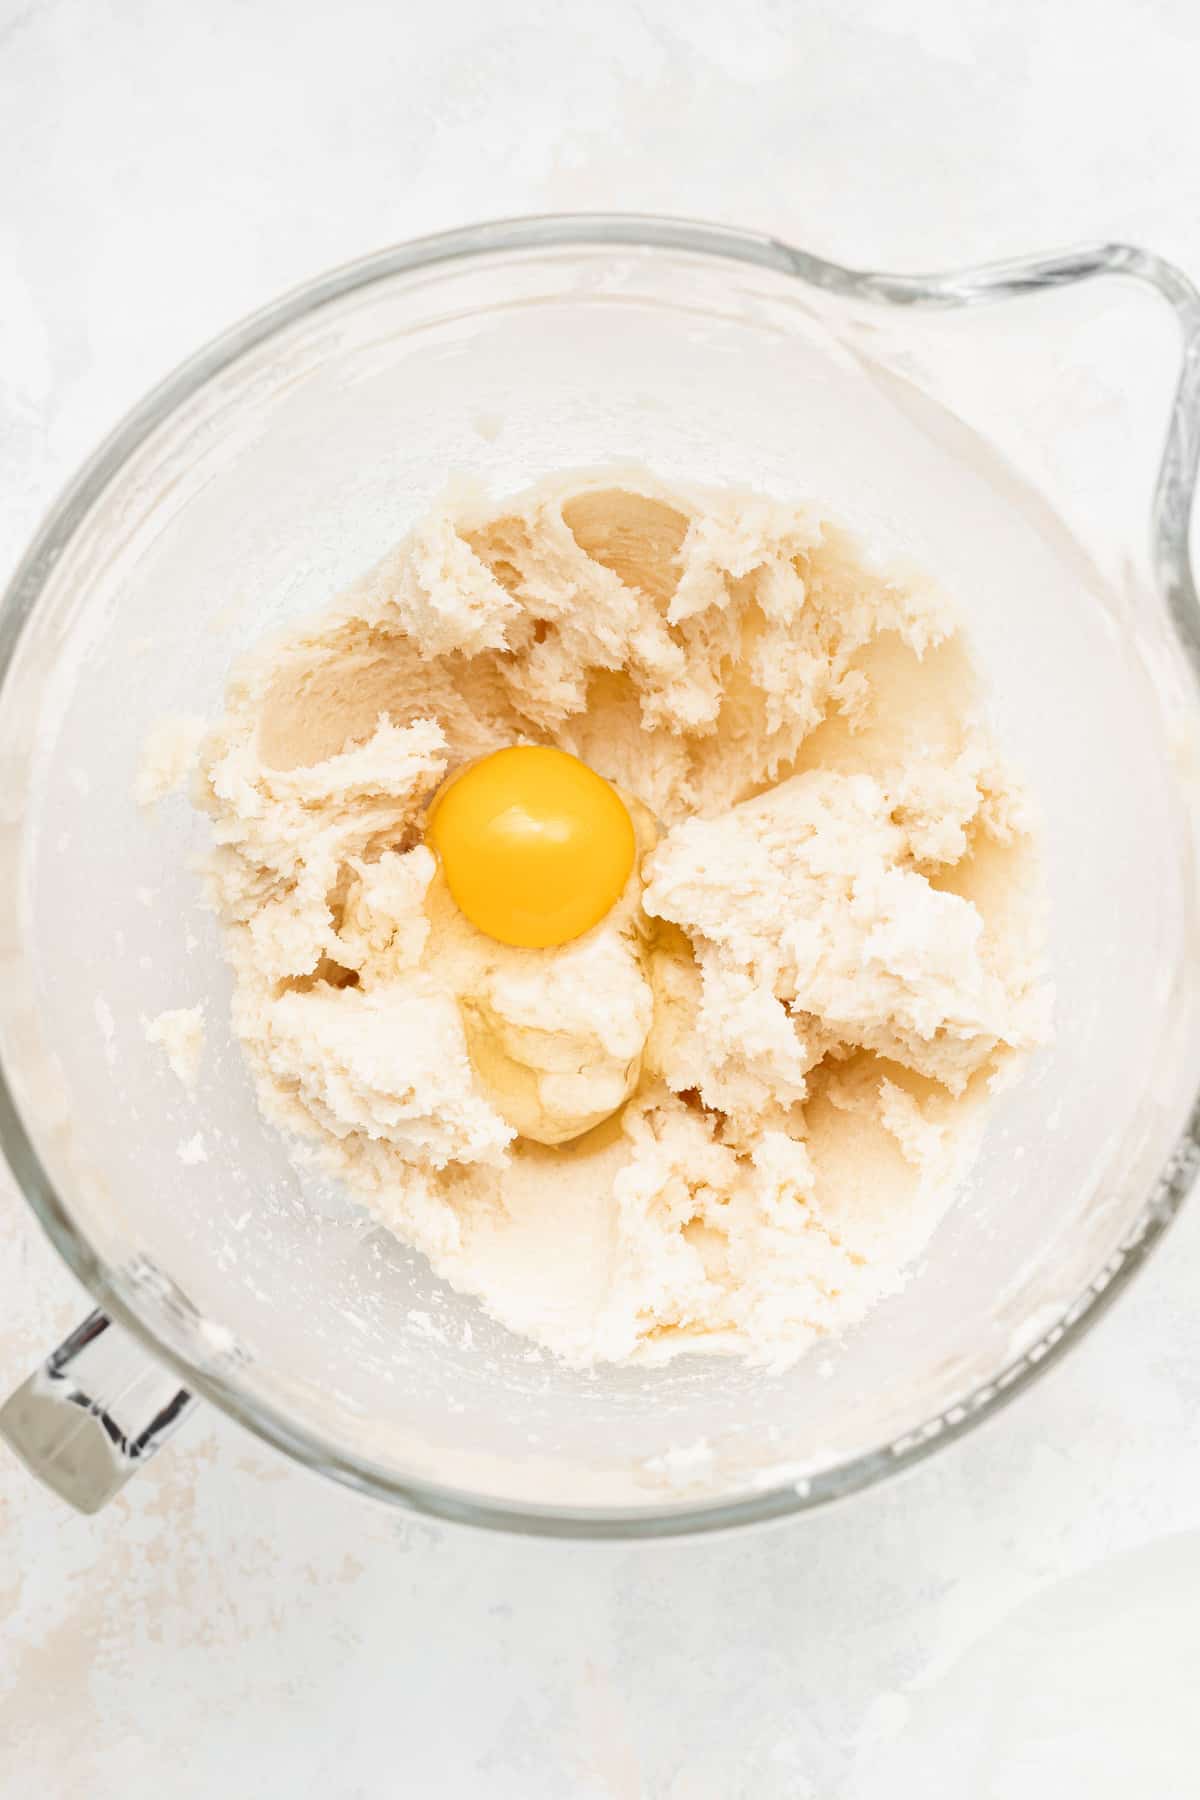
[426,746,637,949]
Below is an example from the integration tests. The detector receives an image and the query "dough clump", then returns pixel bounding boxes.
[196,472,1050,1366]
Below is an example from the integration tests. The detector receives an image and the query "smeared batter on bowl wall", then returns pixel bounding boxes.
[192,471,1051,1367]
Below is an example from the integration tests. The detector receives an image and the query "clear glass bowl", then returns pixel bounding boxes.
[1,215,1199,1534]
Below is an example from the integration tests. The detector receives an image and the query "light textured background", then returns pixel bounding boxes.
[3,2,1200,1794]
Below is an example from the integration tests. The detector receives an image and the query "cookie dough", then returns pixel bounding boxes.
[194,471,1050,1366]
[144,1004,206,1090]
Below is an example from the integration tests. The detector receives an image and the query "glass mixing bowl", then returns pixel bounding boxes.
[1,216,1199,1533]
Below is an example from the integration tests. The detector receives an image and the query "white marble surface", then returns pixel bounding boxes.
[3,1,1200,1793]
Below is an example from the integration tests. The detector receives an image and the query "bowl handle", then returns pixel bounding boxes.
[844,242,1200,639]
[0,1309,197,1513]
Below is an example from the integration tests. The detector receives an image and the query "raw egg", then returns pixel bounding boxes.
[426,746,637,948]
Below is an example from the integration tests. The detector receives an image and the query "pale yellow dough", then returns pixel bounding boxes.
[196,471,1050,1367]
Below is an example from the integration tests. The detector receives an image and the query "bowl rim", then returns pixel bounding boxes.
[3,211,1200,1538]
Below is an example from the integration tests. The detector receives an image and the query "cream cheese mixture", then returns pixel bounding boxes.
[189,471,1051,1367]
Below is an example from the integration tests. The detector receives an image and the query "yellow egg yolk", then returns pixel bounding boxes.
[425,746,637,949]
